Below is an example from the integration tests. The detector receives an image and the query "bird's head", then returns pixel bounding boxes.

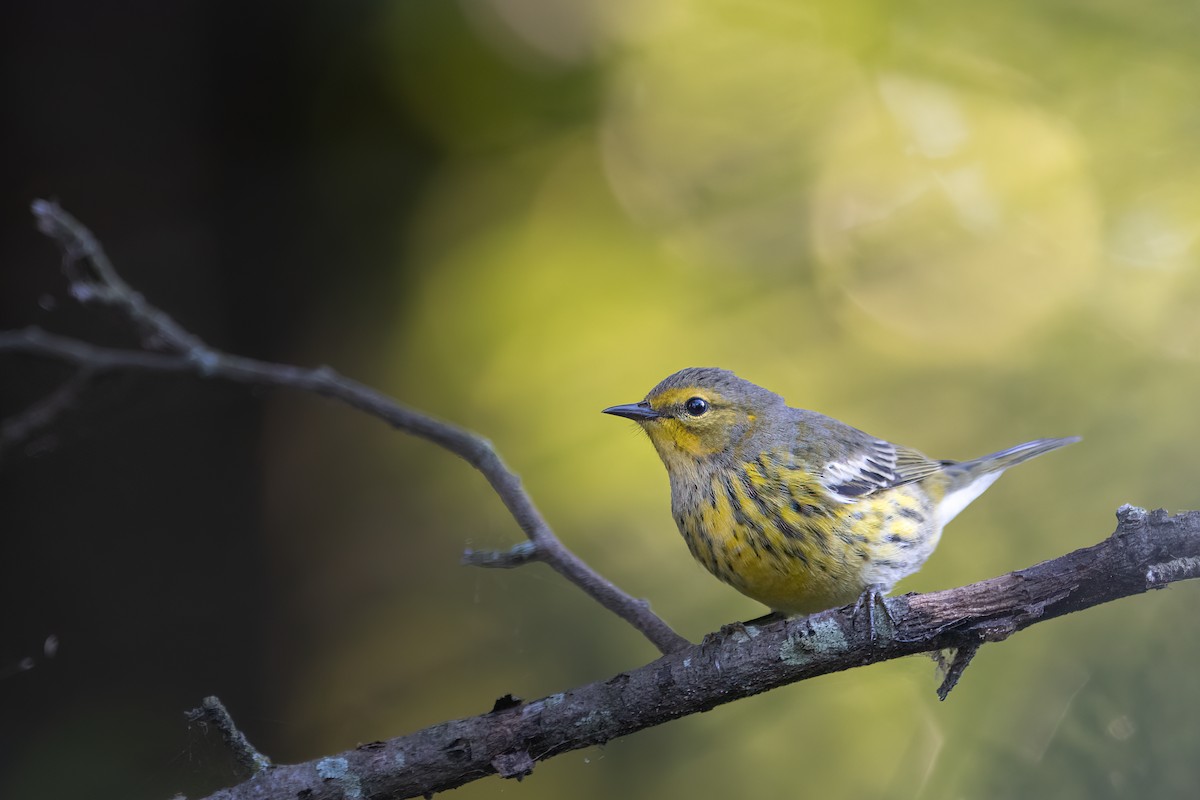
[603,367,785,473]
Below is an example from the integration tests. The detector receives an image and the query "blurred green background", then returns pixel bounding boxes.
[3,1,1200,798]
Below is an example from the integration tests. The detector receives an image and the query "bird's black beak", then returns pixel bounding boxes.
[602,401,662,421]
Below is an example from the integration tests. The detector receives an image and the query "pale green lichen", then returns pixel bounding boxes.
[726,624,761,644]
[1117,504,1147,522]
[509,541,537,558]
[520,693,565,721]
[315,757,362,799]
[316,757,349,779]
[574,709,613,735]
[779,619,848,666]
[740,624,763,641]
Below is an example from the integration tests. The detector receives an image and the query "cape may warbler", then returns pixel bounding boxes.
[604,368,1078,623]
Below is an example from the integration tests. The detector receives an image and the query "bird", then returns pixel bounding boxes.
[603,367,1078,628]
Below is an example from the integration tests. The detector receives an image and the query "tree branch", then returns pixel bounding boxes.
[186,696,272,775]
[194,505,1200,799]
[0,325,688,656]
[0,366,95,463]
[30,198,207,353]
[3,200,689,657]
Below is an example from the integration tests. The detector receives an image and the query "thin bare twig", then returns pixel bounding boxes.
[934,643,980,701]
[2,201,690,656]
[187,696,272,775]
[0,367,95,463]
[30,199,207,353]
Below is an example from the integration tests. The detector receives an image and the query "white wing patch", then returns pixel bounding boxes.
[821,439,944,503]
[821,441,903,502]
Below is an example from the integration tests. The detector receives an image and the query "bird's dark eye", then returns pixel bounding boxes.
[684,396,709,417]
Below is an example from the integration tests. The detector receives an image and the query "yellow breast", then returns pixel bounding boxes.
[673,459,939,614]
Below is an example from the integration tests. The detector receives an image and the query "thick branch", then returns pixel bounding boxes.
[198,506,1200,799]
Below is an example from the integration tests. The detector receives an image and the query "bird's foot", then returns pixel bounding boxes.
[851,585,895,644]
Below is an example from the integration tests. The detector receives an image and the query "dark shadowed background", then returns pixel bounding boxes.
[4,2,1200,798]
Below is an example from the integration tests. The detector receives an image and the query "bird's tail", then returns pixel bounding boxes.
[935,437,1080,525]
[948,436,1081,479]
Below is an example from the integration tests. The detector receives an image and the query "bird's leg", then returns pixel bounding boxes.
[851,585,895,643]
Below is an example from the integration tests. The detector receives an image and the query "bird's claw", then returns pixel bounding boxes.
[851,586,895,644]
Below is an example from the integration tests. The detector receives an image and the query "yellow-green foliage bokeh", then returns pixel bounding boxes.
[261,1,1200,797]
